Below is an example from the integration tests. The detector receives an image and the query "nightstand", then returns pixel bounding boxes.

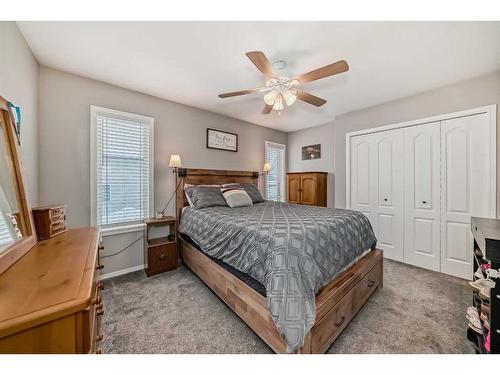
[144,216,178,277]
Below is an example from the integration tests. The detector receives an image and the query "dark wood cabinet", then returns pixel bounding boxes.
[144,217,178,277]
[287,172,327,207]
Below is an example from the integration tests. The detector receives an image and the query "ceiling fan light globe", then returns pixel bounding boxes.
[273,94,284,111]
[264,91,277,105]
[282,90,297,106]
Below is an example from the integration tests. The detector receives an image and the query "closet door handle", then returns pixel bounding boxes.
[383,198,388,202]
[422,200,427,204]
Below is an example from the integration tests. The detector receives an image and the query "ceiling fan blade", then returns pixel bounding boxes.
[218,89,259,98]
[296,90,327,107]
[296,60,349,84]
[246,51,277,79]
[262,103,273,114]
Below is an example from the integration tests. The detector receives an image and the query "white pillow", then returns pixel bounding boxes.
[220,188,253,208]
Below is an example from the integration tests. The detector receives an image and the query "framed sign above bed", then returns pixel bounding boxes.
[207,128,238,152]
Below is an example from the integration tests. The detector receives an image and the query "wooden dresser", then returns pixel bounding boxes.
[287,172,327,207]
[0,227,104,353]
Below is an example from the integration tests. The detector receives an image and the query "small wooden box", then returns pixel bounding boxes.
[32,205,67,240]
[144,216,178,277]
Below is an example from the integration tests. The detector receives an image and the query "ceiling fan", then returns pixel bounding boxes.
[218,51,349,115]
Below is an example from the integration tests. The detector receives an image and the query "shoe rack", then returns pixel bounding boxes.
[469,217,500,354]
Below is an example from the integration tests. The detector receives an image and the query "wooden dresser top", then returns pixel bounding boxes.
[0,227,99,338]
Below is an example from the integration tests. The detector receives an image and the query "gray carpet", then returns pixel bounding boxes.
[101,259,475,354]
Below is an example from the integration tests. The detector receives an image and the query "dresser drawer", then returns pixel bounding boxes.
[83,247,104,353]
[51,207,65,216]
[83,282,104,353]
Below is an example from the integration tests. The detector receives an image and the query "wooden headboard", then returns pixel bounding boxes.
[175,168,259,221]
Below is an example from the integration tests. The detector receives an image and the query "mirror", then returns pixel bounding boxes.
[0,119,25,253]
[0,96,36,275]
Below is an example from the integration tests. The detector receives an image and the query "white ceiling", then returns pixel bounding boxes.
[18,21,500,132]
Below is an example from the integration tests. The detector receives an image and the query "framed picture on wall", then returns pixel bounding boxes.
[302,144,321,160]
[206,128,238,152]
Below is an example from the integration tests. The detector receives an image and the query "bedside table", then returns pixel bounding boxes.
[144,216,178,277]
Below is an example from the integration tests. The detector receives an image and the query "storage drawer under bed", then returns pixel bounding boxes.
[310,260,382,353]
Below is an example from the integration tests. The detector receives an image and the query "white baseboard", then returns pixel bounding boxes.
[99,264,145,281]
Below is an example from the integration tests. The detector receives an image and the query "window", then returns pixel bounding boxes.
[265,141,286,202]
[0,214,15,247]
[90,106,154,227]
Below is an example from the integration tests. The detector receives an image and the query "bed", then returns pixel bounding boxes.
[175,168,383,354]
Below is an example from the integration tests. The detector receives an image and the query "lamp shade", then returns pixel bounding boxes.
[169,154,182,168]
[263,163,272,173]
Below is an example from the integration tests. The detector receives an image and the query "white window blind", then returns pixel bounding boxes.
[92,107,154,226]
[265,141,286,202]
[0,214,14,247]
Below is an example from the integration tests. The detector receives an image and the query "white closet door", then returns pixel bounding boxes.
[372,129,404,261]
[350,134,376,224]
[440,113,494,279]
[404,122,441,271]
[350,129,404,261]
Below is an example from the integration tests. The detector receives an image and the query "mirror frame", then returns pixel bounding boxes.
[0,96,36,275]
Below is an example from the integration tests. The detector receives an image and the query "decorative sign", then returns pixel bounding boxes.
[302,144,321,160]
[207,128,238,152]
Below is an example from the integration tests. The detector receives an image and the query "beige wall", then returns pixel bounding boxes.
[0,22,39,205]
[38,66,287,275]
[334,70,500,211]
[287,123,335,207]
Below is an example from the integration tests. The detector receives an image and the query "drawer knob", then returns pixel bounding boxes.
[367,280,375,287]
[96,334,103,342]
[158,254,166,260]
[334,316,345,327]
[91,295,102,305]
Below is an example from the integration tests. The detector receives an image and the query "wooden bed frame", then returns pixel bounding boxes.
[176,168,383,354]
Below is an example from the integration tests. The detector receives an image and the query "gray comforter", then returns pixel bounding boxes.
[179,201,376,352]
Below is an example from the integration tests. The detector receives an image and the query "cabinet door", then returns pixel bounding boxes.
[403,122,441,271]
[440,113,494,279]
[287,175,300,204]
[300,174,317,205]
[372,129,404,262]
